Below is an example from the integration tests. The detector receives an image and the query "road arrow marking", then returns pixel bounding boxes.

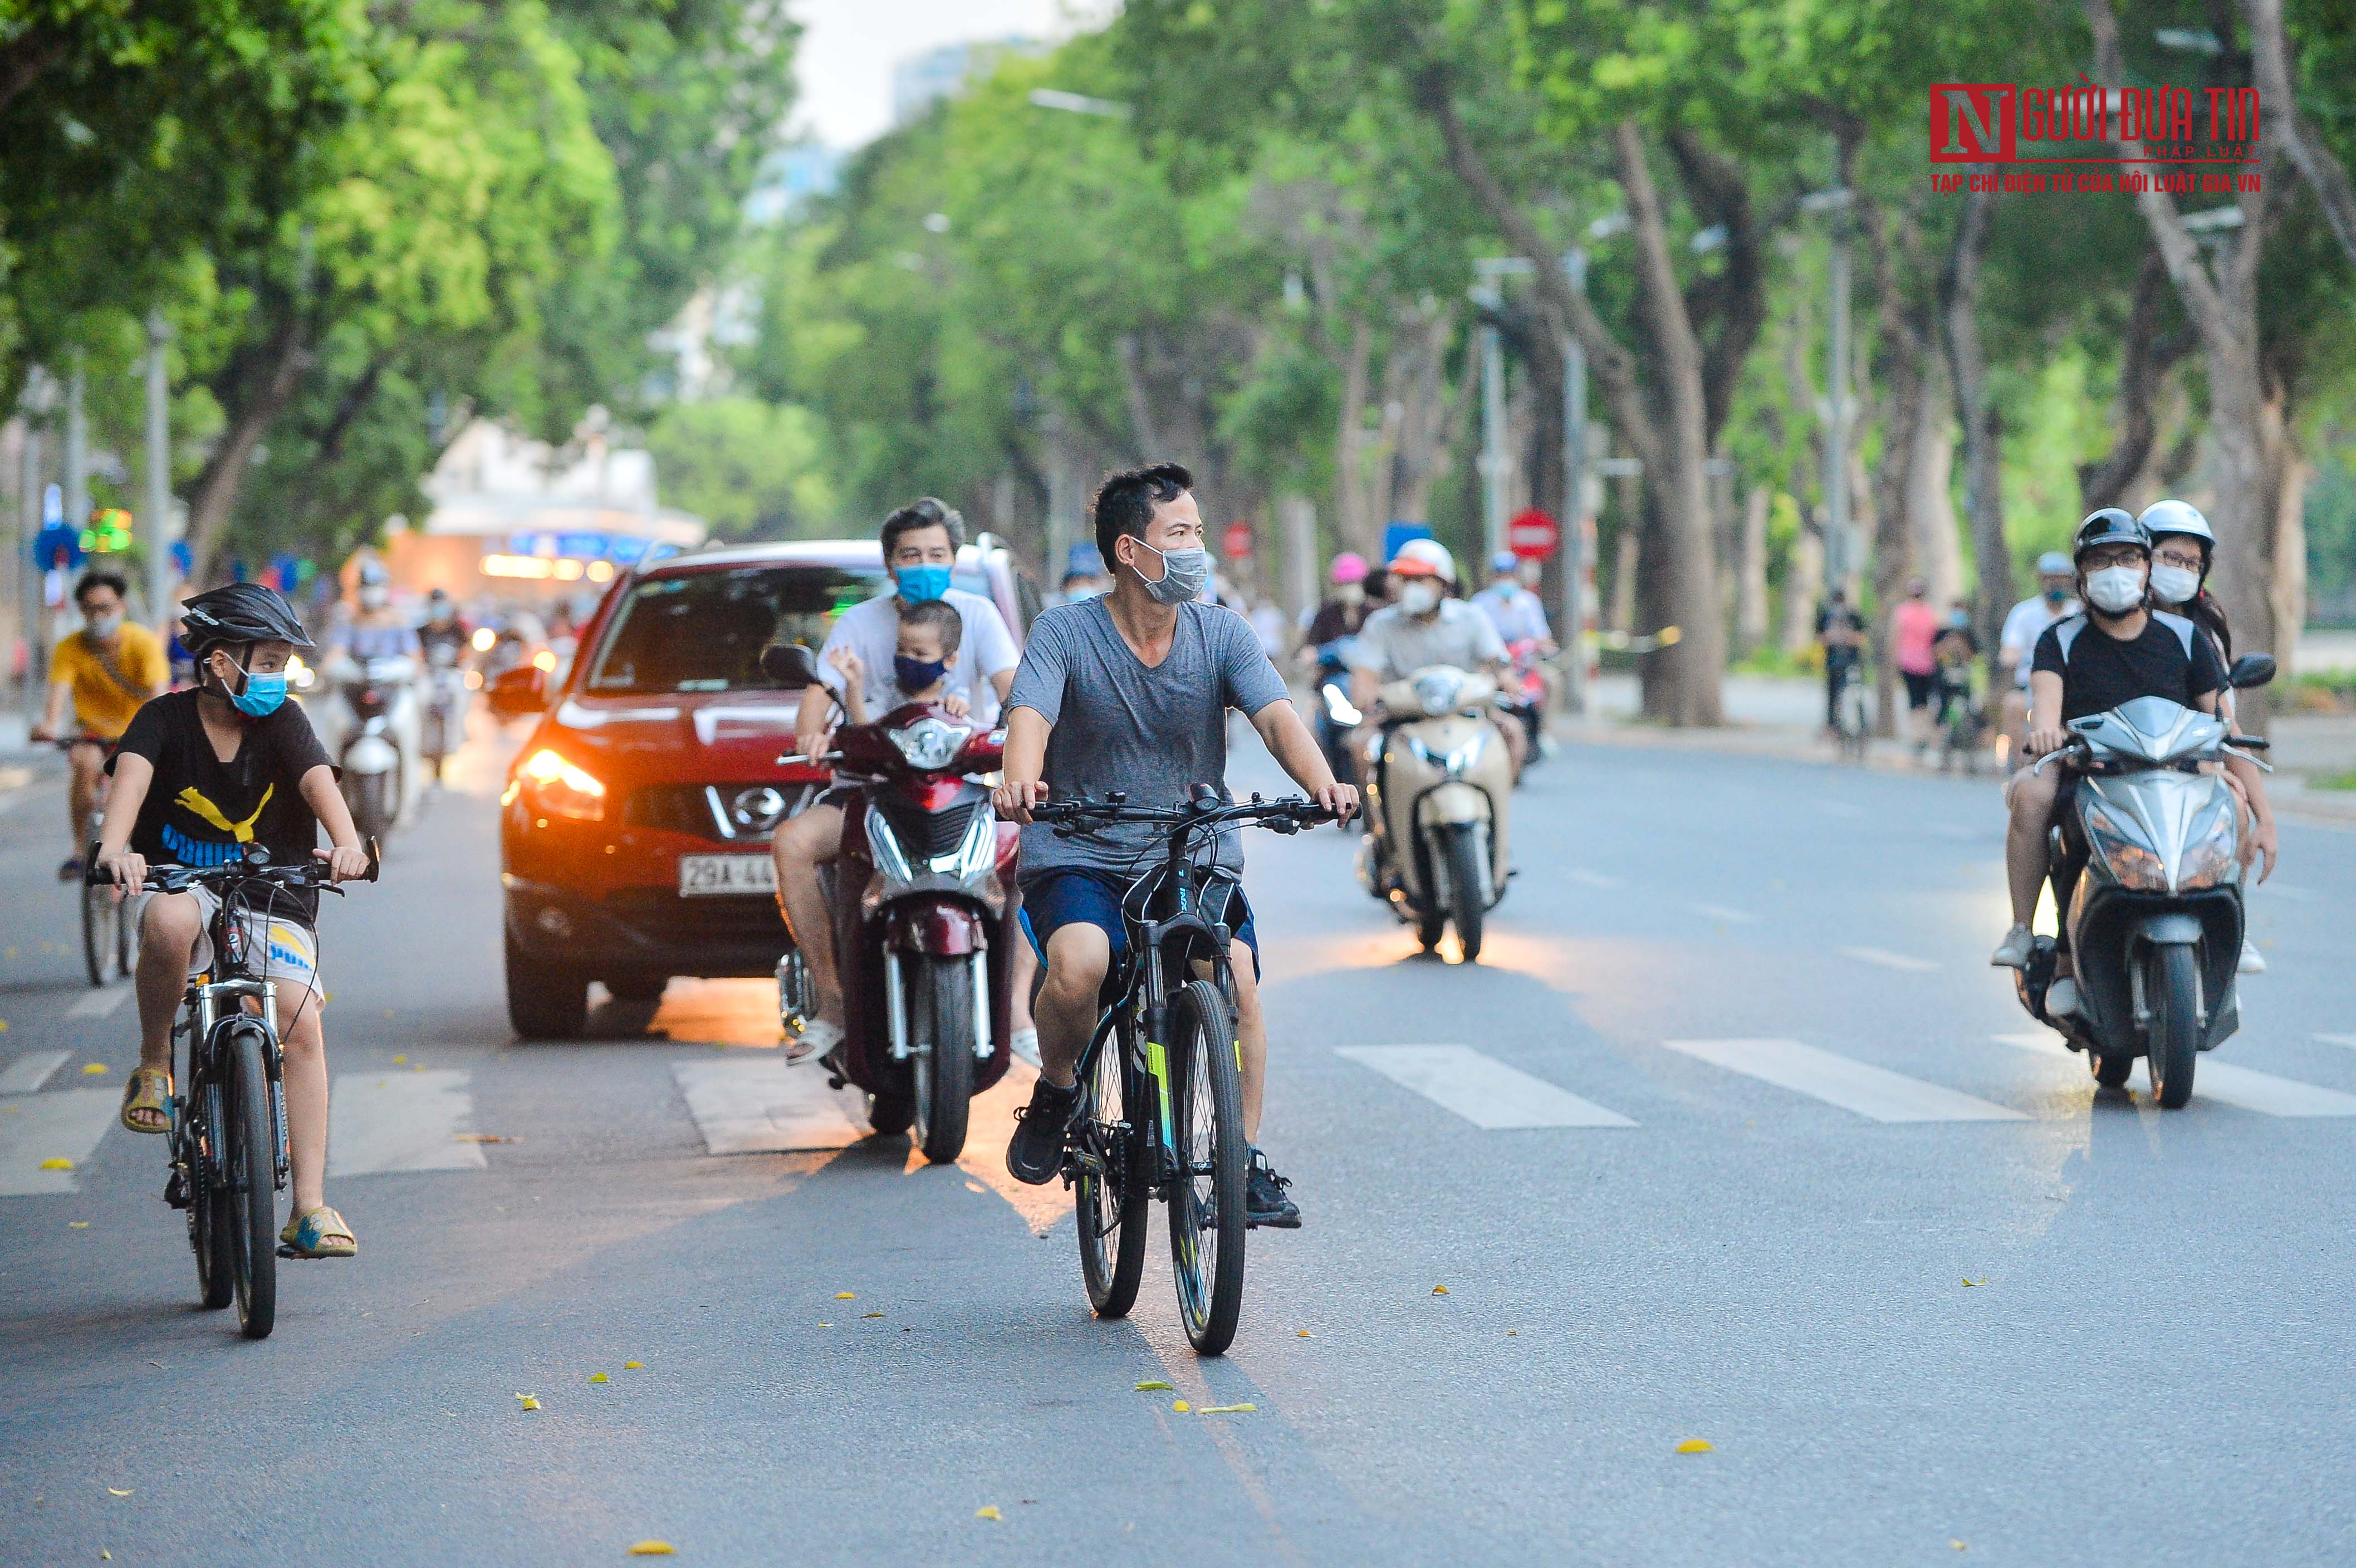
[0,1089,117,1194]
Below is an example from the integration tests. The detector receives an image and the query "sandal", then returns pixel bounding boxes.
[280,1206,357,1258]
[119,1067,172,1134]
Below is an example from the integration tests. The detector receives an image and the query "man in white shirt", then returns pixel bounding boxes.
[1997,551,2080,767]
[1348,539,1521,775]
[773,498,1022,1062]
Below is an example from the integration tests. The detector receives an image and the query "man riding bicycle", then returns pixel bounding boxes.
[992,462,1358,1228]
[92,583,374,1260]
[33,570,168,880]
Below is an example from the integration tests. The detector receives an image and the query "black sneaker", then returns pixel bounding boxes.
[1246,1146,1300,1229]
[1006,1079,1079,1186]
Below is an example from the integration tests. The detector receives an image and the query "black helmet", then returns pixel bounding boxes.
[2071,507,2149,562]
[180,582,316,658]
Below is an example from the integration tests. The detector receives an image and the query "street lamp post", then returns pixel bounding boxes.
[1799,185,1857,590]
[1559,247,1589,716]
[63,349,89,575]
[144,312,174,627]
[1470,257,1534,565]
[18,367,55,719]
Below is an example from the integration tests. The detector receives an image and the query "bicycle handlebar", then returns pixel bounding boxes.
[89,838,382,892]
[1031,792,1336,840]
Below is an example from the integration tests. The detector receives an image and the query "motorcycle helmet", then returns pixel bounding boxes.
[2035,551,2073,578]
[2071,508,2149,563]
[1491,550,1520,577]
[1329,552,1369,585]
[1391,537,1457,584]
[2138,498,2213,553]
[180,582,317,658]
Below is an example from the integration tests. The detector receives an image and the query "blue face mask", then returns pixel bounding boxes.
[894,654,949,694]
[894,565,952,604]
[227,658,287,718]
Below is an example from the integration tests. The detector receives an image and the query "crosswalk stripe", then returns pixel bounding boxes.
[673,1058,869,1154]
[1564,868,1624,890]
[1839,946,1941,973]
[66,986,130,1019]
[1995,1032,2356,1116]
[2316,1034,2356,1051]
[0,1089,117,1194]
[0,1050,70,1095]
[327,1070,489,1176]
[1688,903,1757,924]
[1662,1038,2027,1123]
[1335,1045,1635,1129]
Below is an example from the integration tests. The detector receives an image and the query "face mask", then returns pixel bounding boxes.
[359,586,388,611]
[1399,580,1442,616]
[2044,585,2069,606]
[86,611,122,639]
[1948,612,1971,630]
[894,565,952,604]
[223,656,287,719]
[1335,582,1364,607]
[2084,565,2147,615]
[1127,540,1210,605]
[2149,564,2201,606]
[894,654,948,693]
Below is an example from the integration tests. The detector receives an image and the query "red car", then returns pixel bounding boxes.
[486,537,1042,1038]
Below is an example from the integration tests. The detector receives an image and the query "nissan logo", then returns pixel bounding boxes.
[730,786,789,833]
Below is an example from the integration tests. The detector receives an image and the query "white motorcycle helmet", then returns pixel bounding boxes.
[1392,537,1457,585]
[2137,499,2213,608]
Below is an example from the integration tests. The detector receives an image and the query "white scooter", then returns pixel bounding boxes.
[305,653,424,843]
[420,641,469,780]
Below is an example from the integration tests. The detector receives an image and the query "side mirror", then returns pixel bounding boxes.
[760,643,819,689]
[2228,653,2276,690]
[487,664,547,720]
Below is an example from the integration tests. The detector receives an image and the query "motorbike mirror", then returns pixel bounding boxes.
[2227,653,2276,690]
[759,643,820,690]
[486,664,547,721]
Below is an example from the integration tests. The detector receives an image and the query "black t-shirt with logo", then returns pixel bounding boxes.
[110,690,335,913]
[2031,611,2227,722]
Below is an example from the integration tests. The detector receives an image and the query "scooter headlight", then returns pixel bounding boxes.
[2175,795,2240,890]
[2081,795,2164,891]
[1441,729,1488,776]
[1321,683,1362,727]
[888,717,971,772]
[1412,670,1464,716]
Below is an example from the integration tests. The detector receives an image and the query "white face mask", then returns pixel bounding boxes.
[2149,564,2201,606]
[1399,580,1442,615]
[86,611,123,639]
[2084,565,2148,615]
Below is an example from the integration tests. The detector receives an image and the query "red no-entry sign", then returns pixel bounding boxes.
[1222,521,1254,560]
[1507,509,1560,561]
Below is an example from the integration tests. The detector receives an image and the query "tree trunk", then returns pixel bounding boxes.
[0,26,63,117]
[2248,0,2356,268]
[1387,300,1459,525]
[1735,483,1771,659]
[1334,316,1377,554]
[2078,251,2193,511]
[1857,194,1935,738]
[1907,379,1963,606]
[1782,523,1824,657]
[184,317,312,588]
[1940,172,2012,684]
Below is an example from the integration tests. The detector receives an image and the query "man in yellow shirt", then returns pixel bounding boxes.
[34,570,168,879]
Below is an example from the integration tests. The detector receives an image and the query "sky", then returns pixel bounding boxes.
[787,0,1116,149]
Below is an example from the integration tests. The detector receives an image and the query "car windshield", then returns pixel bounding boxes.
[585,565,890,694]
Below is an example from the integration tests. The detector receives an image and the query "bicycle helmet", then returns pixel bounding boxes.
[1491,550,1520,576]
[1329,552,1369,585]
[2071,508,2148,562]
[1391,538,1457,582]
[179,582,316,657]
[2035,551,2073,577]
[2138,498,2213,550]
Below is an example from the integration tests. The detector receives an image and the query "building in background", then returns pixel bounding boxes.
[744,144,844,227]
[890,37,1045,126]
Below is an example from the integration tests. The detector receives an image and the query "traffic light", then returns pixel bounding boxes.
[80,508,134,554]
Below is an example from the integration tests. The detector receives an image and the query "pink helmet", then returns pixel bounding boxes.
[1329,552,1369,585]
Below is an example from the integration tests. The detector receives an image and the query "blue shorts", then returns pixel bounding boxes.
[1017,868,1258,967]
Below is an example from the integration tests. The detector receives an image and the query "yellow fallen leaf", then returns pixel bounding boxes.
[861,1311,884,1319]
[626,1543,677,1556]
[1172,1400,1190,1413]
[623,1361,644,1370]
[1676,1439,1713,1454]
[975,1506,1002,1521]
[1199,1403,1257,1414]
[1431,1284,1448,1295]
[835,1292,856,1300]
[1962,1278,1984,1288]
[102,1553,111,1561]
[1134,1380,1172,1391]
[107,1487,133,1497]
[1296,1329,1312,1338]
[39,1157,72,1170]
[413,1064,424,1072]
[69,1221,89,1229]
[817,1322,832,1328]
[82,1062,108,1075]
[391,1055,408,1064]
[1951,1542,1968,1551]
[516,1394,541,1411]
[589,1373,609,1384]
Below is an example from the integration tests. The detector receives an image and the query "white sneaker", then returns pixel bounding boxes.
[2239,938,2267,975]
[786,1016,845,1065]
[2045,976,2081,1018]
[1990,924,2035,969]
[1010,1025,1040,1070]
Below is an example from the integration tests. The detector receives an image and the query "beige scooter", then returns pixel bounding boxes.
[1355,664,1515,961]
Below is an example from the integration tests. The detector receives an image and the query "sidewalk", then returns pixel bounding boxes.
[1571,672,2356,827]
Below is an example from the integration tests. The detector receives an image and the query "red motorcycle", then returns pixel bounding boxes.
[765,647,1018,1162]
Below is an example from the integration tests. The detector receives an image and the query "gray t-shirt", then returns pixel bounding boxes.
[1006,597,1292,880]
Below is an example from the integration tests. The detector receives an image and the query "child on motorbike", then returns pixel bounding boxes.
[826,597,971,723]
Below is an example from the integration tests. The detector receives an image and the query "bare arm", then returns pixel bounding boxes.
[1250,699,1358,823]
[2025,670,2066,755]
[990,706,1052,824]
[94,752,155,890]
[991,667,1016,702]
[794,682,837,758]
[298,763,373,880]
[37,678,71,738]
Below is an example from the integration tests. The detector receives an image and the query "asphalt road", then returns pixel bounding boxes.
[4,720,2355,1567]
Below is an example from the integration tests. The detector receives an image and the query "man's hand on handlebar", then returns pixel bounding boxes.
[1312,780,1360,824]
[2026,726,2072,759]
[316,842,373,883]
[993,777,1047,825]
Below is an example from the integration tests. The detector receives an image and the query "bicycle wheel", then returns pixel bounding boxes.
[222,1023,279,1339]
[1165,979,1247,1355]
[82,878,117,986]
[190,1079,234,1310]
[1075,1020,1147,1319]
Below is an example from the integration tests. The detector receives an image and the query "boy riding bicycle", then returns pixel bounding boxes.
[92,583,374,1260]
[33,570,168,880]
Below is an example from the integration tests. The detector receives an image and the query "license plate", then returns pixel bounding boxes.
[677,854,776,897]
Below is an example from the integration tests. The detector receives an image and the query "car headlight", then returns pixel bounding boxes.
[888,717,971,772]
[2082,795,2164,891]
[517,747,606,821]
[2175,795,2240,890]
[1413,670,1465,716]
